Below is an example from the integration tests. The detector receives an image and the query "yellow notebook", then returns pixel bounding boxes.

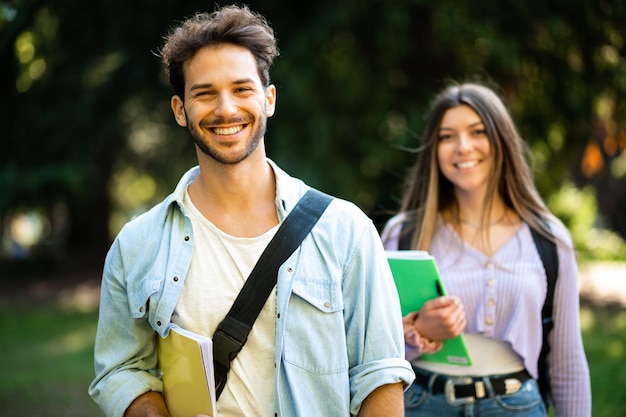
[157,325,217,417]
[386,250,472,366]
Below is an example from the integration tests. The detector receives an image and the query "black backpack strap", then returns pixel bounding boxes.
[398,218,416,250]
[530,220,559,409]
[212,188,333,399]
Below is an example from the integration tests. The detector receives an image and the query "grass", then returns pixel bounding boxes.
[1,294,625,416]
[0,301,104,417]
[580,302,626,416]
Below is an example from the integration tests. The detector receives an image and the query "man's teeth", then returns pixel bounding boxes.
[213,126,243,135]
[456,160,479,169]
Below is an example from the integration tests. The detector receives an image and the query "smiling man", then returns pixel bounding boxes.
[88,5,414,417]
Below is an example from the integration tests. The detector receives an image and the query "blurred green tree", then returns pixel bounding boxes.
[1,0,624,275]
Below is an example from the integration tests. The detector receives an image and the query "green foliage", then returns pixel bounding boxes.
[549,182,626,260]
[1,0,625,267]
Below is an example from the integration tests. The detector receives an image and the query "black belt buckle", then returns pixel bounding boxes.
[444,377,485,406]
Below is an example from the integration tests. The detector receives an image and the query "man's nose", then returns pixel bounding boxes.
[215,94,237,117]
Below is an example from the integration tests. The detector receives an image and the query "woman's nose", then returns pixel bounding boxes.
[456,133,472,152]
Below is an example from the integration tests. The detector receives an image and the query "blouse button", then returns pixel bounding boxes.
[487,298,496,306]
[485,261,493,268]
[485,317,493,326]
[486,279,494,287]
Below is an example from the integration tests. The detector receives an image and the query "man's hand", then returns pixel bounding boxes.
[357,383,404,416]
[123,391,170,417]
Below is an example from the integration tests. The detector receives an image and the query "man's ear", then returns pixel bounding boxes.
[171,95,187,127]
[265,85,276,117]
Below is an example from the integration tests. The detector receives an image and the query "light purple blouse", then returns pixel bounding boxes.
[381,214,591,417]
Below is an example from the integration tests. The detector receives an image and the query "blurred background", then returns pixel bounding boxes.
[0,0,625,415]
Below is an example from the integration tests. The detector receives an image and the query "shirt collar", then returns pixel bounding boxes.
[167,159,306,223]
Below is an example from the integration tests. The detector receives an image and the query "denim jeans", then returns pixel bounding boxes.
[404,373,548,417]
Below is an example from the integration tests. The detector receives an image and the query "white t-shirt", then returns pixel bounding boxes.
[172,187,278,416]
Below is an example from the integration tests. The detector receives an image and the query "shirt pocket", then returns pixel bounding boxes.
[283,277,348,374]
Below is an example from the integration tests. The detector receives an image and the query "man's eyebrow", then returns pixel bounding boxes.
[189,78,256,91]
[189,83,212,92]
[232,78,256,85]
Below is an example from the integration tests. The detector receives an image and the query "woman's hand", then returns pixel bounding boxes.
[403,312,442,360]
[414,295,466,341]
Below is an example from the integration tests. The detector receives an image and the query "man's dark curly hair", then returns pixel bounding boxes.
[160,5,279,99]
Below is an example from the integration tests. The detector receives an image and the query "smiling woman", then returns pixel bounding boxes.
[436,104,493,202]
[381,81,592,417]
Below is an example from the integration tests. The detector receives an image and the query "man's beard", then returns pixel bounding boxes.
[187,115,267,165]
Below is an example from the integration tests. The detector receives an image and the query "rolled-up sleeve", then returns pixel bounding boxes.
[343,217,415,415]
[88,239,163,417]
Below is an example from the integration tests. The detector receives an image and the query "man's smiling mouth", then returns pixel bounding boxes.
[212,125,245,135]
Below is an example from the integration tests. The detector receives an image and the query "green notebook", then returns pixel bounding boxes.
[387,250,472,366]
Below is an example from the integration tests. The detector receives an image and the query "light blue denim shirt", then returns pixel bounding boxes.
[89,160,414,417]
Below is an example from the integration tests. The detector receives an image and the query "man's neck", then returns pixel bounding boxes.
[188,154,279,237]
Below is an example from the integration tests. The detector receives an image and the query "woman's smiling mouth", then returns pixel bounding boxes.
[455,160,480,169]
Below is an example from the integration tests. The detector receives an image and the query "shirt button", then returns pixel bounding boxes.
[487,298,496,306]
[486,279,494,287]
[184,236,190,241]
[173,276,179,282]
[324,302,330,308]
[139,307,144,313]
[157,321,162,326]
[485,261,493,269]
[287,267,293,273]
[485,317,493,326]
